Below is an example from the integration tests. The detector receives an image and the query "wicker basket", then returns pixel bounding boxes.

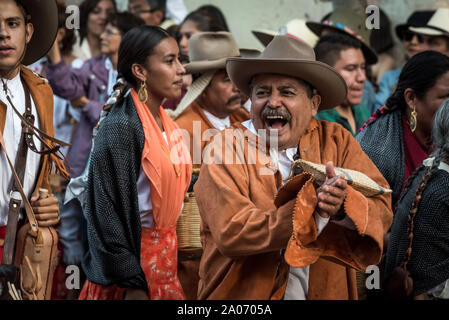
[293,159,392,197]
[177,192,202,250]
[177,168,202,251]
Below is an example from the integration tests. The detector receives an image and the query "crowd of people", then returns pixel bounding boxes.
[0,0,448,301]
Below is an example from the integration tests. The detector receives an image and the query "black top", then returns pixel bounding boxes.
[356,108,405,207]
[81,94,148,293]
[384,166,449,296]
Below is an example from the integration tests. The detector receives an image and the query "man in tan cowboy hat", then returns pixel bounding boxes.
[193,35,393,299]
[408,8,449,57]
[314,32,370,136]
[0,0,68,296]
[174,31,249,168]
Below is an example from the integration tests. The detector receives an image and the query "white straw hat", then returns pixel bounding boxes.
[409,8,449,36]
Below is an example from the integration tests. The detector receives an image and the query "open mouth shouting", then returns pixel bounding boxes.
[261,107,292,131]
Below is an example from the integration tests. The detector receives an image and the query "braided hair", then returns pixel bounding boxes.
[360,51,449,132]
[398,98,449,268]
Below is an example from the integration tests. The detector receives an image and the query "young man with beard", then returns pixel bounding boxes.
[193,36,393,299]
[314,33,370,136]
[0,0,67,293]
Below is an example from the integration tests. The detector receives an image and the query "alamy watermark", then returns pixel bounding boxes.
[65,5,80,30]
[366,5,380,30]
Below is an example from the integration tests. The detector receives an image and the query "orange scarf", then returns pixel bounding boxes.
[131,89,192,228]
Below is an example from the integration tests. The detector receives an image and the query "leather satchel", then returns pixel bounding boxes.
[14,221,58,300]
[0,131,58,300]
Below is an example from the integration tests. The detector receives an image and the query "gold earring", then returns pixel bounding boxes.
[410,108,418,133]
[138,81,148,103]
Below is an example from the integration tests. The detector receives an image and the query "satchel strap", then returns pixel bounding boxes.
[4,87,70,151]
[1,86,33,265]
[0,130,39,237]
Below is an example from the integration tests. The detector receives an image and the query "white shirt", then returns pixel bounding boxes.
[242,120,330,300]
[137,132,170,228]
[203,109,231,131]
[243,99,252,113]
[0,70,41,226]
[166,0,188,24]
[104,57,118,97]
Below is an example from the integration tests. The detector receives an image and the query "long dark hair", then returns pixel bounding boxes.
[386,51,449,112]
[79,0,117,42]
[105,11,145,36]
[117,25,170,88]
[179,10,226,34]
[370,8,394,54]
[363,51,449,129]
[398,99,449,269]
[196,5,230,31]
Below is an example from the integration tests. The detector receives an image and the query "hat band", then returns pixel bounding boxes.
[422,24,449,35]
[322,20,363,41]
[286,33,306,44]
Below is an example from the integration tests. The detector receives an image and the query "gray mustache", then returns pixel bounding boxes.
[260,107,292,122]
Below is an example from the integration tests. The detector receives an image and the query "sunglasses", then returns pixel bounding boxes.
[401,31,424,43]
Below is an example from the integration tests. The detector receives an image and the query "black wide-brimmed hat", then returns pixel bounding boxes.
[395,10,435,40]
[19,0,58,65]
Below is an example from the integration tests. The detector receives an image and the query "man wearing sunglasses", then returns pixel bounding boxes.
[409,8,449,57]
[376,10,434,109]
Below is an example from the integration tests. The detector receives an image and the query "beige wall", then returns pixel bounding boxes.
[67,0,448,50]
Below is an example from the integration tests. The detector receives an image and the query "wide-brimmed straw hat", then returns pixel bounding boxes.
[183,31,240,74]
[239,48,261,58]
[395,10,435,40]
[306,9,378,65]
[170,32,240,119]
[20,0,58,65]
[226,35,347,109]
[252,19,319,48]
[409,8,449,37]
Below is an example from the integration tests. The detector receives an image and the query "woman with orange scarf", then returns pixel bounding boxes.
[78,26,191,300]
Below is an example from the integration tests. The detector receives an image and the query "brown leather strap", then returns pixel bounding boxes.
[5,94,70,148]
[0,130,39,239]
[1,87,33,265]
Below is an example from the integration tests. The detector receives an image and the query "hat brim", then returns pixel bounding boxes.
[306,21,378,65]
[21,0,58,65]
[185,57,228,74]
[409,26,448,36]
[252,29,277,47]
[226,58,347,110]
[395,24,409,40]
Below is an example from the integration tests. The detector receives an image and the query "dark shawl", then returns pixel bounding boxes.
[356,108,404,206]
[384,167,449,296]
[81,93,148,293]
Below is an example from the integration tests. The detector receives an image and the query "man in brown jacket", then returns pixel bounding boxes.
[194,35,393,300]
[0,0,67,264]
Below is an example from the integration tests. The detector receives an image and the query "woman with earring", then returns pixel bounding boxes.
[357,50,449,208]
[384,99,449,300]
[78,25,191,300]
[45,12,144,298]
